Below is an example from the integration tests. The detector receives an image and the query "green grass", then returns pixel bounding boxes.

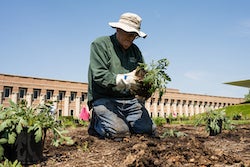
[161,103,250,125]
[171,120,195,125]
[220,103,250,120]
[231,120,250,124]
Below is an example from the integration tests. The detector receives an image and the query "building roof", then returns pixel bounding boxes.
[224,79,250,88]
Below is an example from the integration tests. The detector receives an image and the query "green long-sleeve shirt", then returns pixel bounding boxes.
[87,34,144,106]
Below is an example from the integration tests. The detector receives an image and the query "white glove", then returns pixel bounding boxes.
[116,70,137,91]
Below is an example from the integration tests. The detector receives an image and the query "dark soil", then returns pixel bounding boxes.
[38,124,249,167]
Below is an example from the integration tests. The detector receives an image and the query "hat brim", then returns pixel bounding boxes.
[109,22,147,38]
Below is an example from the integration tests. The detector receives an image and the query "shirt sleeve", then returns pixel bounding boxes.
[89,40,116,88]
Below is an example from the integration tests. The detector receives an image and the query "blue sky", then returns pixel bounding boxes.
[0,0,249,98]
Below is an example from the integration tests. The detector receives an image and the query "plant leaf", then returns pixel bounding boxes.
[0,145,4,161]
[0,138,7,144]
[8,132,17,144]
[34,127,42,143]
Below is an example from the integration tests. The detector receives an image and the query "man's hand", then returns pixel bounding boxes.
[116,70,138,91]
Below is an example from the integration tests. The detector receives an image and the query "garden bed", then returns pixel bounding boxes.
[39,124,249,167]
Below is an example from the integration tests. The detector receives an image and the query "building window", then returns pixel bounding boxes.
[150,98,155,105]
[70,92,76,101]
[182,100,186,106]
[59,110,62,117]
[46,90,54,100]
[171,99,175,105]
[33,89,41,99]
[81,93,86,101]
[164,99,169,106]
[4,86,12,98]
[59,91,65,101]
[19,88,27,99]
[70,110,74,116]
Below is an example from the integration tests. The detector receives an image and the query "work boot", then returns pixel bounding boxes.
[87,113,104,139]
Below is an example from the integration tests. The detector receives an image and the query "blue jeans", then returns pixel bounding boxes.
[90,98,156,138]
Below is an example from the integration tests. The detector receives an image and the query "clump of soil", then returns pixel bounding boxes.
[132,67,152,99]
[38,124,250,167]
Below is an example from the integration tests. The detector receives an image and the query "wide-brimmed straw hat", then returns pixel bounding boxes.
[109,12,147,38]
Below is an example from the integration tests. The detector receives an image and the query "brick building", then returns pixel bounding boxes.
[0,73,244,118]
[0,73,88,118]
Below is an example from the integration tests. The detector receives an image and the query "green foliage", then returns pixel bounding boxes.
[220,103,250,120]
[195,109,234,135]
[59,116,89,128]
[160,129,187,138]
[244,89,250,102]
[78,141,89,152]
[59,116,77,127]
[133,58,171,99]
[0,159,22,167]
[0,100,74,160]
[232,112,242,120]
[165,113,178,124]
[156,104,250,126]
[0,145,4,160]
[78,120,89,127]
[153,117,166,126]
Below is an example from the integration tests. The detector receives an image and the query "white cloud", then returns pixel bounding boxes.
[153,11,161,19]
[184,71,205,80]
[238,19,250,37]
[240,20,250,28]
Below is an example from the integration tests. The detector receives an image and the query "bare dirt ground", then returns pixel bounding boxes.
[39,124,250,167]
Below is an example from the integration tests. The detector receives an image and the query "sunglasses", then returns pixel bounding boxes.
[119,29,139,39]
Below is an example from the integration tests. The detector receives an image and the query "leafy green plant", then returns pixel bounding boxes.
[194,109,234,136]
[0,100,74,160]
[165,113,178,124]
[222,103,250,120]
[131,58,171,100]
[232,112,242,120]
[78,120,89,127]
[160,129,187,138]
[59,116,89,128]
[244,89,250,102]
[78,141,89,152]
[153,117,166,126]
[0,159,22,167]
[59,116,78,127]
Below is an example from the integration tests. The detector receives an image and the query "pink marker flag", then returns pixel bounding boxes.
[79,106,90,121]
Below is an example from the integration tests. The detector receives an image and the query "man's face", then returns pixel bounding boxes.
[116,28,138,50]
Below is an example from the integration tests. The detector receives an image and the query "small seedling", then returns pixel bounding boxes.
[131,58,171,100]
